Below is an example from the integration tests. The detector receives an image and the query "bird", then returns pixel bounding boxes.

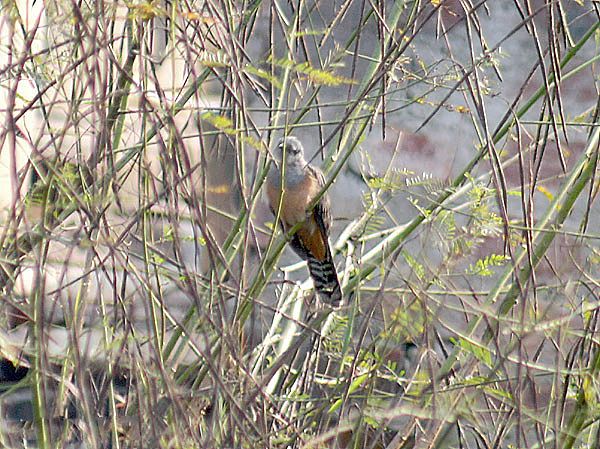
[266,136,342,306]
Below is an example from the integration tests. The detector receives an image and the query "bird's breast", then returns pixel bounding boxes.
[267,171,320,230]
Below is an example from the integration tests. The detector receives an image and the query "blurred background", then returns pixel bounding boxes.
[1,1,599,447]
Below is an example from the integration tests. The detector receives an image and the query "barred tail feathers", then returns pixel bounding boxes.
[289,217,342,305]
[306,245,342,306]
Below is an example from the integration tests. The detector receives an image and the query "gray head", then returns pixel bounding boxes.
[274,136,306,166]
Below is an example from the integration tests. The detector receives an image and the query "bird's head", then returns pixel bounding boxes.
[274,136,305,166]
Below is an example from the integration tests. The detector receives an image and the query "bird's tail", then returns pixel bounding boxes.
[307,244,342,306]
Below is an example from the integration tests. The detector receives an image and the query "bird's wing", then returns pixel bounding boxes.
[307,165,332,236]
[286,165,332,262]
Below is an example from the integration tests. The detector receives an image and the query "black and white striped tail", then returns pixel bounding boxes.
[307,250,342,306]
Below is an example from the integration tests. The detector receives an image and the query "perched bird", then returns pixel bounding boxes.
[266,136,342,305]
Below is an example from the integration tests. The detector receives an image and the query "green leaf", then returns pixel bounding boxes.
[327,372,369,414]
[244,65,282,89]
[270,57,356,86]
[402,251,426,281]
[452,337,493,368]
[467,254,510,276]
